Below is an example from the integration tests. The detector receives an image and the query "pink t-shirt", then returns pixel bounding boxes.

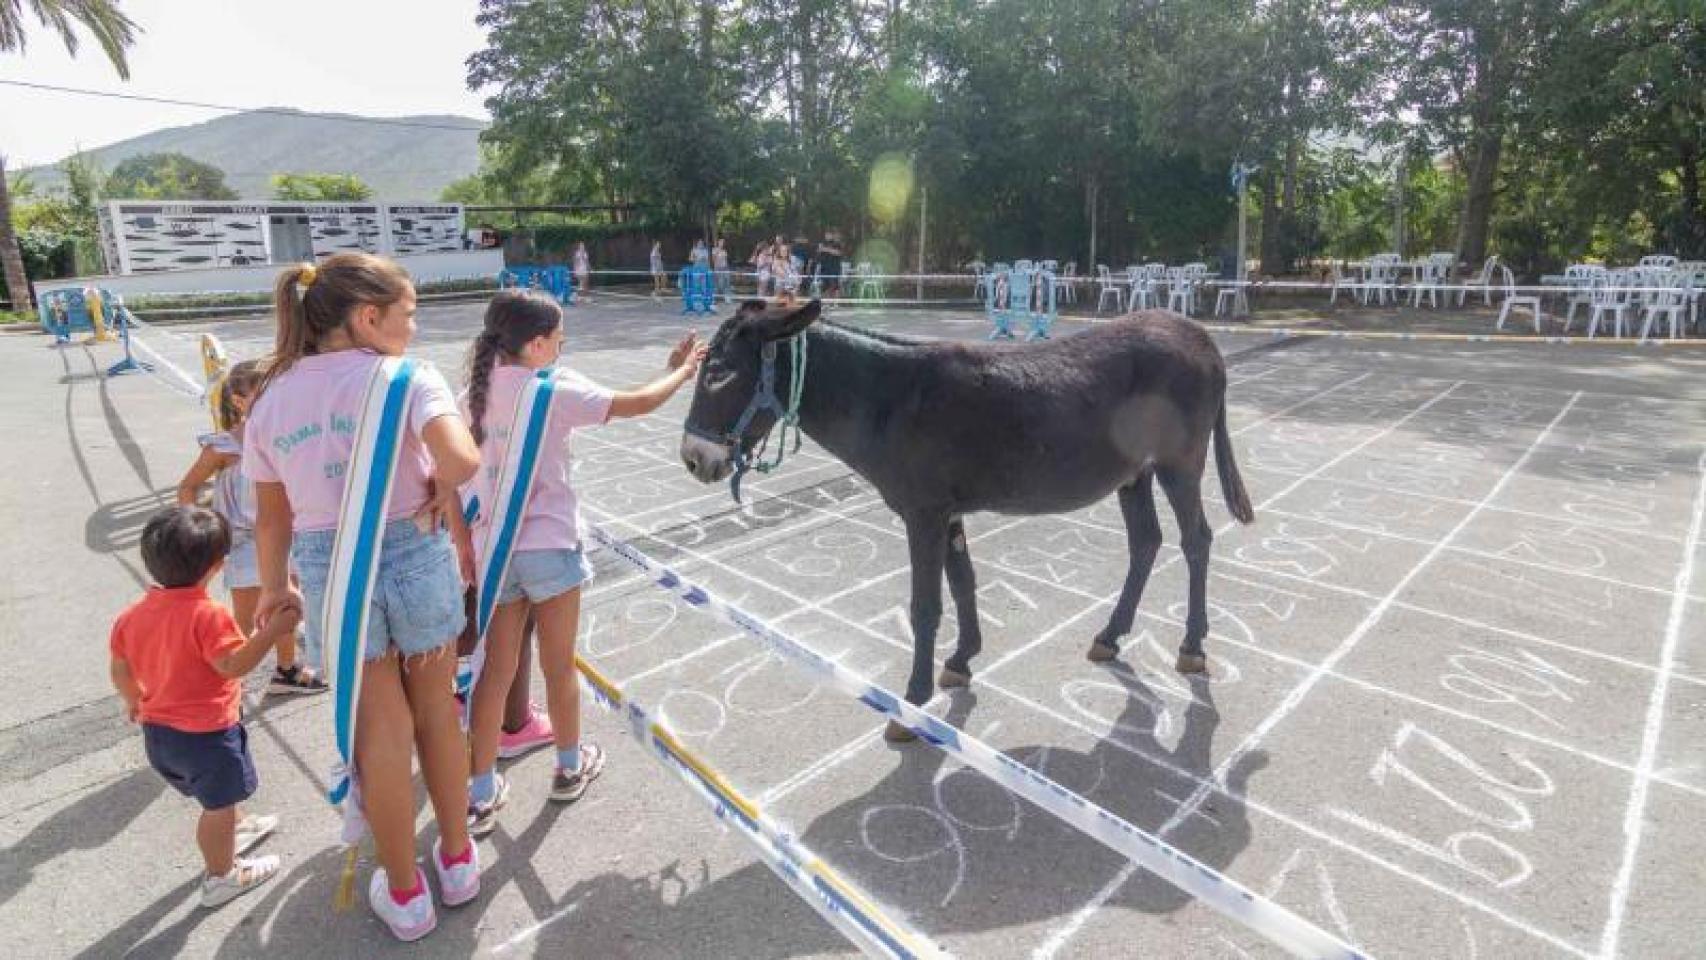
[467,365,613,552]
[244,349,460,532]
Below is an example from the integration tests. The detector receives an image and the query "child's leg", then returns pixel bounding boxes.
[355,652,418,886]
[502,612,536,734]
[401,647,471,860]
[468,600,529,776]
[534,587,584,756]
[197,805,237,876]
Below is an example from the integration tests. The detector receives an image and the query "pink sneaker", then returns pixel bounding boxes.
[432,838,481,907]
[369,867,436,942]
[497,706,555,760]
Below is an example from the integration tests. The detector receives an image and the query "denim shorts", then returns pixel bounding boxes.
[498,547,594,605]
[144,722,257,811]
[293,518,466,665]
[224,533,260,591]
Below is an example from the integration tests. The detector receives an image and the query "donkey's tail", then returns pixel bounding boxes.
[1213,397,1255,524]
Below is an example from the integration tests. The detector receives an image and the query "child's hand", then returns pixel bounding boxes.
[260,597,303,641]
[124,697,140,724]
[667,331,703,373]
[256,585,305,634]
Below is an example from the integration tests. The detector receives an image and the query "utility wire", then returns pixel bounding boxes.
[0,79,486,133]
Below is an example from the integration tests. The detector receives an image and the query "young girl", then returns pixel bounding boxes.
[754,242,774,297]
[245,254,482,941]
[175,360,325,695]
[770,243,801,301]
[649,241,667,298]
[572,242,591,297]
[460,290,702,834]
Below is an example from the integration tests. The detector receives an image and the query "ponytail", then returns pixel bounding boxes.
[257,253,413,398]
[217,359,266,431]
[465,330,502,446]
[466,289,565,446]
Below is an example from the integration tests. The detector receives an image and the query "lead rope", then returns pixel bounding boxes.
[754,333,808,476]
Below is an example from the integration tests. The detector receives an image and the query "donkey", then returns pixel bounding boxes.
[680,299,1255,740]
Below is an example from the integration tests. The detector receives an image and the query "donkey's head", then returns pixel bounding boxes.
[680,297,821,484]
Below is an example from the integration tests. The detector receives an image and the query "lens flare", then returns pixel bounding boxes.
[868,153,914,226]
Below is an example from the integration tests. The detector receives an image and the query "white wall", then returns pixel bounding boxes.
[36,250,504,299]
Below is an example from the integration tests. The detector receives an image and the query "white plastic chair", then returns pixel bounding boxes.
[1456,256,1499,307]
[1495,264,1543,333]
[1588,269,1635,338]
[1054,262,1077,304]
[1680,262,1706,333]
[1095,265,1125,313]
[1363,254,1400,305]
[1214,280,1245,316]
[1559,263,1606,332]
[1638,270,1688,342]
[1165,268,1192,315]
[1329,260,1366,305]
[1409,259,1446,308]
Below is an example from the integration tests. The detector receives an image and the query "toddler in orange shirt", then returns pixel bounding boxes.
[109,505,301,908]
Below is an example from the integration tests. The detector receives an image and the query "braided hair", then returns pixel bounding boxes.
[465,289,564,446]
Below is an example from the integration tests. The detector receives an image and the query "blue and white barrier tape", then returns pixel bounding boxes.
[588,524,1369,960]
[576,657,947,960]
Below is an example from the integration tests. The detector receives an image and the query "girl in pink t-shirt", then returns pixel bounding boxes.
[244,254,483,940]
[460,289,703,834]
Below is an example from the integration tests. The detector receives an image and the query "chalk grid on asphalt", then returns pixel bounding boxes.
[180,299,1706,958]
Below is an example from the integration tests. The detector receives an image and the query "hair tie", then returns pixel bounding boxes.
[297,263,318,289]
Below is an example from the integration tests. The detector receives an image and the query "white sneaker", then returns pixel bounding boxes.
[368,867,437,942]
[432,838,481,907]
[200,855,280,908]
[234,813,277,855]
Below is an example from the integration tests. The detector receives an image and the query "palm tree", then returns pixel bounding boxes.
[0,1,137,314]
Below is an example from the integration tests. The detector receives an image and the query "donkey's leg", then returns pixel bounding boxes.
[1089,474,1162,663]
[1158,465,1213,673]
[887,514,949,743]
[940,517,981,688]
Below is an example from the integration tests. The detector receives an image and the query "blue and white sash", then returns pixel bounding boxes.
[457,368,560,699]
[323,356,418,814]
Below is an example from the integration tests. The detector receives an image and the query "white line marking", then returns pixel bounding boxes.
[1597,448,1706,958]
[1161,392,1582,835]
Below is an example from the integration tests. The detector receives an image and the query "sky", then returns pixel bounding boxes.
[0,0,492,167]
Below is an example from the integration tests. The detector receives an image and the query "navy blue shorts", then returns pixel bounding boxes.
[143,723,258,811]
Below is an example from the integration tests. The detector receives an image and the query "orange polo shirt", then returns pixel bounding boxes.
[109,586,245,732]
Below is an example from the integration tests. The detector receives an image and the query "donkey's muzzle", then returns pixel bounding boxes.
[680,433,734,484]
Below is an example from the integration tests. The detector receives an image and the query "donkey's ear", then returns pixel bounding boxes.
[762,298,822,341]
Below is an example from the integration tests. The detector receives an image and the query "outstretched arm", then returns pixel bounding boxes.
[608,332,706,420]
[175,447,235,506]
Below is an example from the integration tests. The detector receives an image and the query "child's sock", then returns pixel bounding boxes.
[390,872,424,906]
[470,770,496,805]
[439,842,473,869]
[556,746,581,774]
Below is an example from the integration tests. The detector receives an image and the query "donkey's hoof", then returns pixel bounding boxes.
[1175,653,1208,674]
[1087,642,1120,663]
[883,719,918,743]
[938,666,971,689]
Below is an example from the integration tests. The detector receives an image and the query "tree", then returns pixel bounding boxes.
[105,152,239,201]
[0,0,136,311]
[1384,1,1568,267]
[270,172,373,202]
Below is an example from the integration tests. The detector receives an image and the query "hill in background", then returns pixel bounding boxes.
[21,108,486,201]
